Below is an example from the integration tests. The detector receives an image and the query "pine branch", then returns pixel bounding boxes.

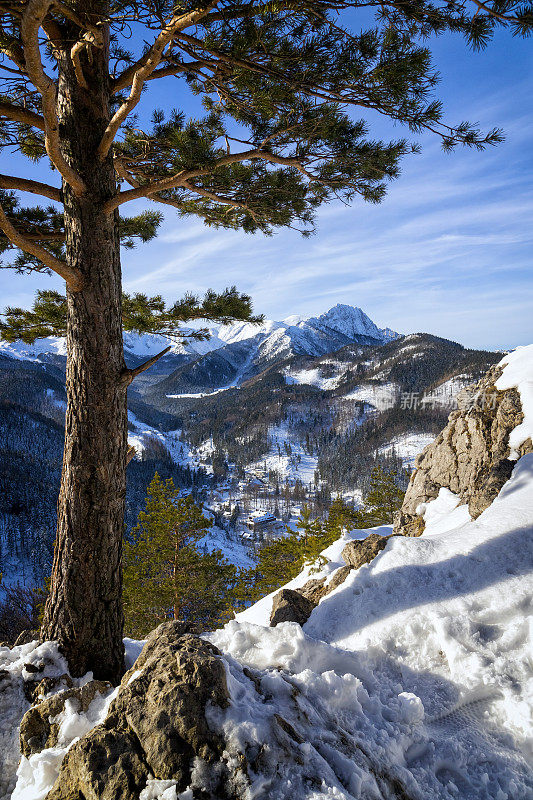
[104,148,303,212]
[20,0,86,195]
[0,100,45,130]
[97,0,221,160]
[0,174,60,202]
[0,287,262,344]
[0,201,83,290]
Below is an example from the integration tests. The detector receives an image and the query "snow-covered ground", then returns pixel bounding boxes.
[378,432,436,468]
[284,365,344,391]
[209,455,533,799]
[343,381,399,410]
[247,424,318,486]
[127,412,193,467]
[3,461,532,800]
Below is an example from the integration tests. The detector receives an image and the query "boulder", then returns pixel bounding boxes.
[395,365,532,536]
[270,589,316,627]
[325,565,352,591]
[20,679,111,756]
[341,534,390,569]
[298,576,328,604]
[44,621,230,800]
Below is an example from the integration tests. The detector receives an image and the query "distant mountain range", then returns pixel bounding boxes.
[0,303,398,363]
[0,302,503,588]
[0,304,399,394]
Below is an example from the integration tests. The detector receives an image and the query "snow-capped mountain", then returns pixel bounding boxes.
[145,305,399,396]
[217,303,398,353]
[0,304,396,369]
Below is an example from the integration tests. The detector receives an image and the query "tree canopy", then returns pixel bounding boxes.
[1,0,531,292]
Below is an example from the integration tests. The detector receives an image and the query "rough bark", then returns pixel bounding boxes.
[40,12,127,683]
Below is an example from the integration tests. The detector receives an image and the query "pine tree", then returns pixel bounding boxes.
[123,473,237,638]
[355,466,405,527]
[0,0,529,680]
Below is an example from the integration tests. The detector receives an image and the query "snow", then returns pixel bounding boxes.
[343,381,399,410]
[13,683,118,800]
[304,304,393,343]
[0,641,70,800]
[495,344,533,459]
[124,637,147,670]
[139,779,178,800]
[416,487,472,536]
[246,423,318,485]
[3,414,532,800]
[285,367,342,391]
[209,454,533,798]
[378,432,436,468]
[123,330,226,358]
[0,338,67,362]
[0,330,226,365]
[127,413,193,466]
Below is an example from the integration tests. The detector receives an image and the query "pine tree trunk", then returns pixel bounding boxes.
[40,16,127,683]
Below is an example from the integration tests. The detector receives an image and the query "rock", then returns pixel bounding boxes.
[326,565,352,591]
[298,576,328,604]
[395,364,533,536]
[270,589,316,627]
[45,621,230,800]
[23,661,43,674]
[20,680,112,756]
[341,534,390,569]
[270,568,356,628]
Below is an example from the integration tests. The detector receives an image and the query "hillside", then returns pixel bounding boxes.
[0,308,502,588]
[1,346,531,800]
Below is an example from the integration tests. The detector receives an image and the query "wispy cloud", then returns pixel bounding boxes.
[1,36,531,352]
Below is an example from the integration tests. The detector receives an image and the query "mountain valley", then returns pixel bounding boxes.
[0,304,501,586]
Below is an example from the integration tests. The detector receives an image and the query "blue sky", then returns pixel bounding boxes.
[1,23,532,351]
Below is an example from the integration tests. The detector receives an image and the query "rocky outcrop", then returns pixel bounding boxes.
[395,364,532,536]
[341,534,391,568]
[270,589,315,626]
[269,544,391,628]
[43,621,230,800]
[20,680,111,756]
[298,576,328,604]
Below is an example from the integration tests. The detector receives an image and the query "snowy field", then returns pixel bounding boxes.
[212,455,533,799]
[378,432,436,467]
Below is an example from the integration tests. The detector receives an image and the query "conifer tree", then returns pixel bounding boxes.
[355,465,405,526]
[0,0,530,680]
[123,473,237,638]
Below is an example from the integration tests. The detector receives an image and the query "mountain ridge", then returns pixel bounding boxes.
[0,303,398,367]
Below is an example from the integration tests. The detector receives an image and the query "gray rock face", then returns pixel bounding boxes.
[269,564,366,628]
[44,621,230,800]
[20,680,111,757]
[270,589,316,627]
[298,576,328,604]
[395,365,532,536]
[341,534,390,569]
